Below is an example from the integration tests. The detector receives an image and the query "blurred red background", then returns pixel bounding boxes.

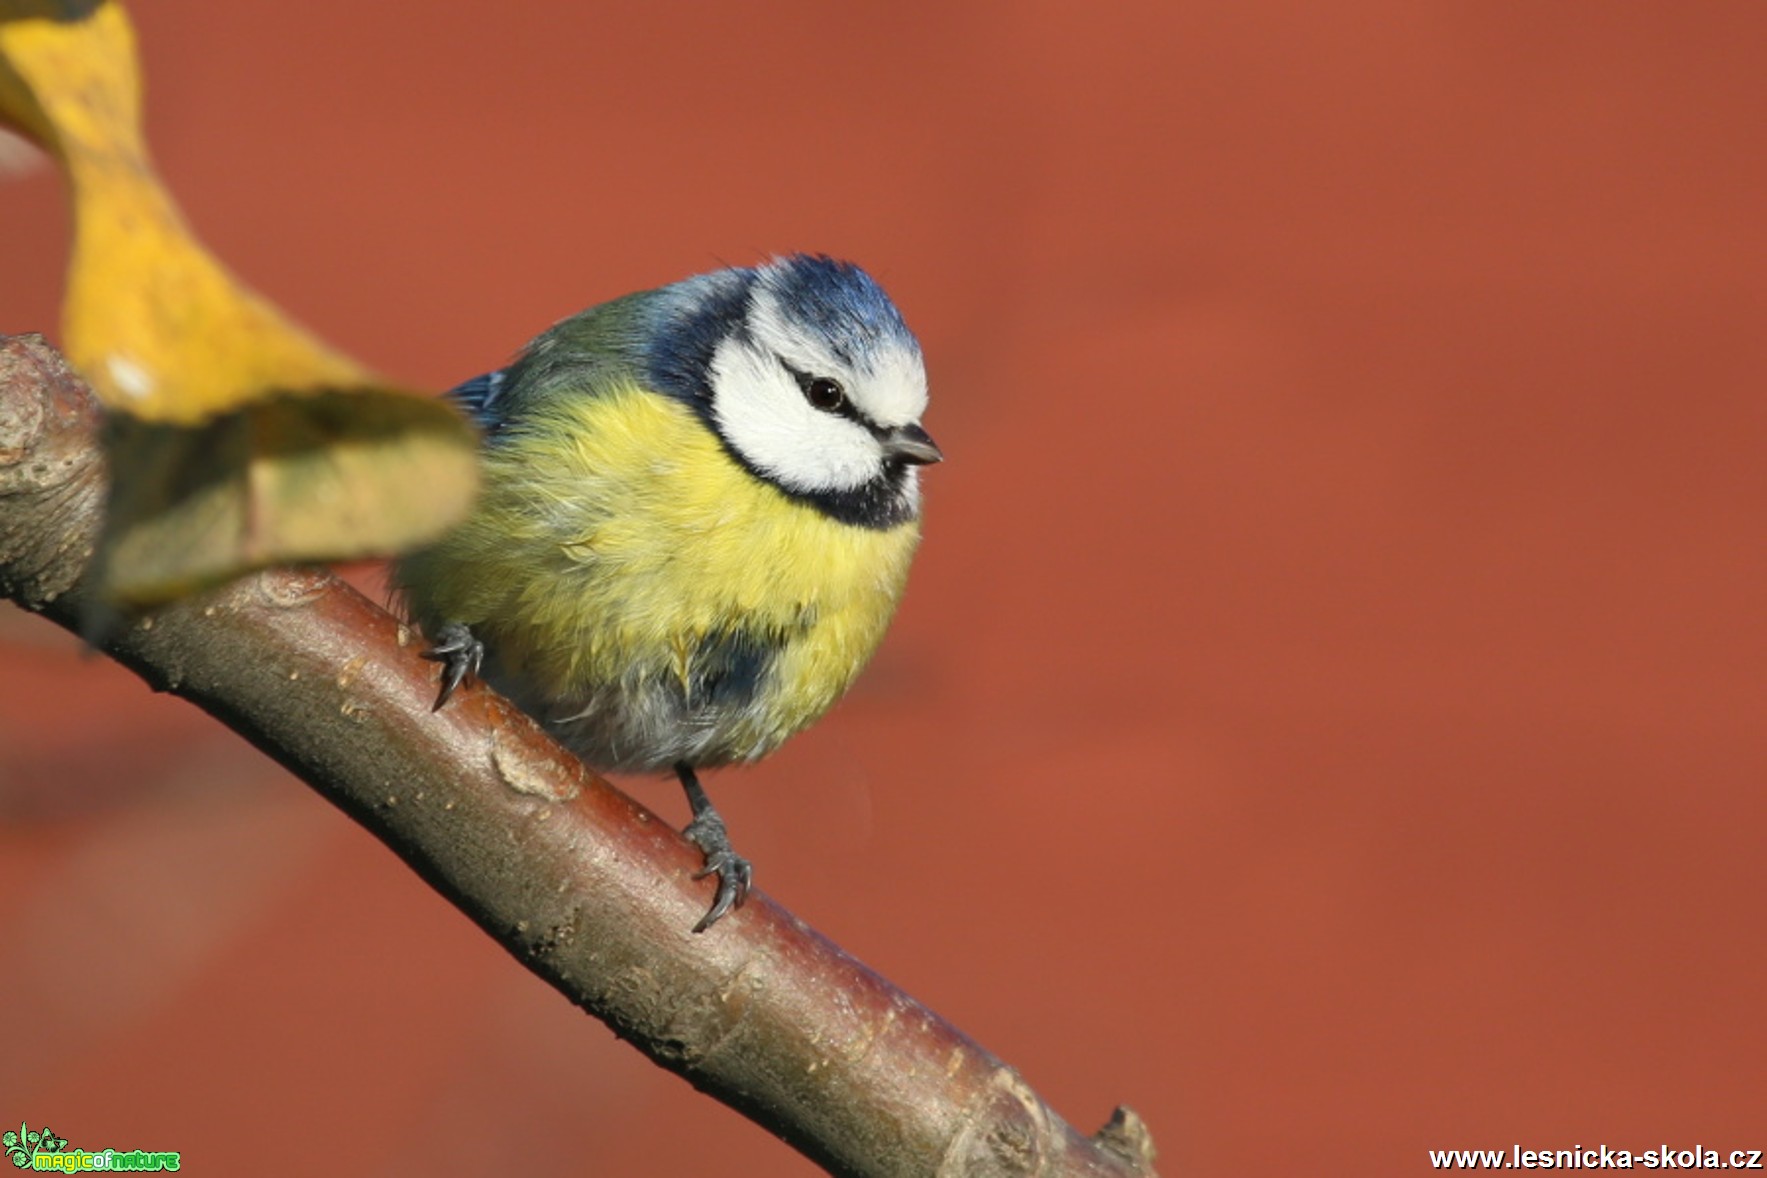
[2,3,1763,1174]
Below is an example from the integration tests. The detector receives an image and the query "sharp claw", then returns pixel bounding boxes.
[677,765,753,932]
[435,658,467,710]
[691,851,752,932]
[421,623,484,711]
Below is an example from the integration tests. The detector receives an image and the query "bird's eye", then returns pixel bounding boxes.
[805,377,846,412]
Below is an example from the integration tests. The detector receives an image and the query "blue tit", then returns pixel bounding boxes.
[392,254,941,931]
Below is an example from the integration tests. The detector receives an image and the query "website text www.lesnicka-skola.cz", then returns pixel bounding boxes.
[1429,1145,1764,1170]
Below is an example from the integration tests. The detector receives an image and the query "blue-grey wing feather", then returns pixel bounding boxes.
[448,370,508,432]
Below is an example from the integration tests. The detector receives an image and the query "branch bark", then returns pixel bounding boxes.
[0,334,1158,1178]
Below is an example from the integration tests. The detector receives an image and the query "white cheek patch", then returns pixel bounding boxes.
[709,336,881,494]
[704,269,932,499]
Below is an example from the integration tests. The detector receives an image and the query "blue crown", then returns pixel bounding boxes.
[644,254,917,405]
[754,254,919,368]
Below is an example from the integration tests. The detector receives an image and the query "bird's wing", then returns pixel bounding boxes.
[448,370,508,432]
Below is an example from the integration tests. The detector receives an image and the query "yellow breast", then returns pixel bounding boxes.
[399,383,922,767]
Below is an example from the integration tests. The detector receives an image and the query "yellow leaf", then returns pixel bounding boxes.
[0,0,480,603]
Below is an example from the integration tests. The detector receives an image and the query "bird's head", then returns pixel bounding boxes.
[645,254,940,528]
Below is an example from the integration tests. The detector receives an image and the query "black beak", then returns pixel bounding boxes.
[881,423,943,466]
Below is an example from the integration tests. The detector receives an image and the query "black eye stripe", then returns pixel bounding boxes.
[780,357,862,421]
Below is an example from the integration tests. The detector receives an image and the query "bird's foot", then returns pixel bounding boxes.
[677,764,752,932]
[684,807,752,933]
[420,621,483,710]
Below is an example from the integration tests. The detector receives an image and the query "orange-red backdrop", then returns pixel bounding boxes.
[2,4,1762,1174]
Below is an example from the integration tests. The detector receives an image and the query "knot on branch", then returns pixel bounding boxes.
[0,333,106,609]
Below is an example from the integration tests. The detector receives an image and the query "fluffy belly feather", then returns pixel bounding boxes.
[397,385,920,772]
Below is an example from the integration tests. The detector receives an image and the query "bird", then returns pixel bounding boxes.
[392,254,940,932]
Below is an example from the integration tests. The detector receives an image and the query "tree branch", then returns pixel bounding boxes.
[0,334,1158,1177]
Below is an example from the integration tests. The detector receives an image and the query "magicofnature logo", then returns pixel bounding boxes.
[4,1123,180,1172]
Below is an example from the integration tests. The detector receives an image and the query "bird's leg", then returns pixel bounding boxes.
[677,763,752,932]
[420,621,484,711]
